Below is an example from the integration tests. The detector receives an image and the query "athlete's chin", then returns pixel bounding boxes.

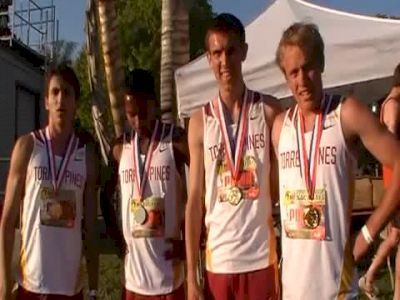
[296,95,319,109]
[52,117,72,127]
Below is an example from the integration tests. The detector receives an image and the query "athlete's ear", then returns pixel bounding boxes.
[45,96,50,111]
[206,50,212,66]
[241,42,248,62]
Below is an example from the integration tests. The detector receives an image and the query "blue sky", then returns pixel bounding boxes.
[54,0,400,47]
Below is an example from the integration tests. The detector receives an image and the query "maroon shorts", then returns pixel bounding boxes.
[122,284,185,300]
[16,286,83,300]
[205,265,279,300]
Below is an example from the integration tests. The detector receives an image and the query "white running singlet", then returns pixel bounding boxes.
[203,88,277,274]
[119,123,184,295]
[17,130,86,296]
[278,95,358,300]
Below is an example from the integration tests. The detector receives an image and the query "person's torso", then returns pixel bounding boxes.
[380,95,400,187]
[18,129,87,296]
[278,94,358,300]
[203,89,276,274]
[119,122,184,295]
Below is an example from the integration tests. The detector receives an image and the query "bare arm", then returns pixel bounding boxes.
[100,141,125,256]
[173,126,190,167]
[382,98,400,135]
[271,112,286,205]
[163,127,189,261]
[341,97,400,259]
[83,142,99,292]
[263,96,283,206]
[0,134,33,299]
[185,110,205,289]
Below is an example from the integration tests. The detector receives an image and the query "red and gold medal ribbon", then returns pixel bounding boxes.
[215,89,252,186]
[41,127,77,195]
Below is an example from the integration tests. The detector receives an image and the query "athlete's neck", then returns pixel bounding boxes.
[137,119,158,139]
[298,93,325,131]
[47,121,74,155]
[219,81,246,123]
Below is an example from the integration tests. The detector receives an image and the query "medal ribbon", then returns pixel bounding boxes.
[132,121,162,201]
[215,89,252,185]
[296,95,332,200]
[41,127,77,194]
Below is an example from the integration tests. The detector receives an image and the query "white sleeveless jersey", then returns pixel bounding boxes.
[203,89,277,273]
[119,123,184,295]
[17,130,86,296]
[278,95,358,300]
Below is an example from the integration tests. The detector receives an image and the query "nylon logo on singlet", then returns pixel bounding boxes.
[120,165,171,184]
[34,166,84,189]
[208,133,266,162]
[280,146,338,170]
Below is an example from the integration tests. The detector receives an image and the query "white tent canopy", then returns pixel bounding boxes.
[175,0,400,119]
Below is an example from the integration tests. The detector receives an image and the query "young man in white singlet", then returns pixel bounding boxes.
[0,64,99,300]
[186,13,281,300]
[272,23,400,299]
[101,69,189,300]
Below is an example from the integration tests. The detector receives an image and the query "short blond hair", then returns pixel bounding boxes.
[276,22,325,73]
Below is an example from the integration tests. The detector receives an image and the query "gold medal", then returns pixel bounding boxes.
[227,186,242,206]
[303,206,321,229]
[134,204,147,225]
[41,187,51,200]
[48,202,63,220]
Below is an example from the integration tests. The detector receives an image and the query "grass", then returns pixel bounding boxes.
[13,217,397,299]
[89,237,397,300]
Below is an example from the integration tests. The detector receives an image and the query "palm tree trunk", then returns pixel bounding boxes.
[86,0,111,164]
[160,0,190,123]
[160,0,174,123]
[97,0,125,137]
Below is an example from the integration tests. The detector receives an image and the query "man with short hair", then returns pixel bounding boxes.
[272,23,400,299]
[186,13,281,300]
[0,64,99,300]
[101,68,188,300]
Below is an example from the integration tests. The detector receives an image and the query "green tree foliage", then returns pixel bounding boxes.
[73,0,214,133]
[74,47,94,133]
[117,0,213,76]
[49,40,78,66]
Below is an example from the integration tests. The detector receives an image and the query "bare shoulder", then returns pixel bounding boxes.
[13,133,34,161]
[271,109,288,148]
[340,95,370,126]
[383,96,400,112]
[188,108,204,144]
[259,93,283,128]
[340,94,380,141]
[273,110,287,129]
[111,135,124,162]
[189,108,203,128]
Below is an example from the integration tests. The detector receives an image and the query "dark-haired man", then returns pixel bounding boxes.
[101,68,189,300]
[0,64,99,300]
[186,13,281,300]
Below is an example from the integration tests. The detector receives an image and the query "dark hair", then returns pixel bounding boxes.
[125,68,156,98]
[45,64,80,100]
[205,13,245,50]
[393,63,400,87]
[276,22,325,73]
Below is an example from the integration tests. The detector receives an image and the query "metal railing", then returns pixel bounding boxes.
[2,0,59,61]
